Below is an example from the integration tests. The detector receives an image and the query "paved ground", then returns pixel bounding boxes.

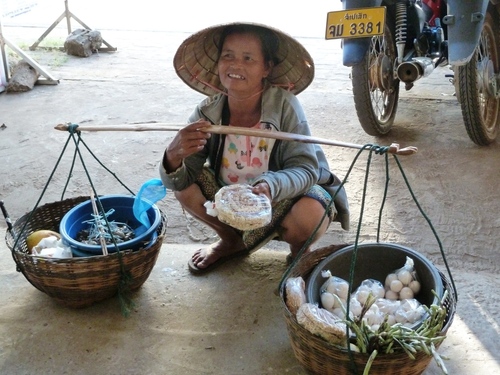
[1,4,499,374]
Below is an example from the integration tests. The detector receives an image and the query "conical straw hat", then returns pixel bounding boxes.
[173,22,315,96]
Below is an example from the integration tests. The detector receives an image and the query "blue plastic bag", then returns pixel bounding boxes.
[133,178,166,233]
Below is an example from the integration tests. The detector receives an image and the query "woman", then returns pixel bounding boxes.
[160,23,349,274]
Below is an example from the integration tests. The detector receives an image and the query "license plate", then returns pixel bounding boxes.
[326,7,386,39]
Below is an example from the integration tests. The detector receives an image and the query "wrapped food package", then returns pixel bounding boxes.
[285,277,307,315]
[297,303,348,346]
[214,184,272,231]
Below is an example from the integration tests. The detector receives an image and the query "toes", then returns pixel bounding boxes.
[194,258,209,269]
[190,246,217,268]
[190,240,245,270]
[191,248,203,262]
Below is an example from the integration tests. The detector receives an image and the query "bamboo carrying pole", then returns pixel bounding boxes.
[54,123,418,155]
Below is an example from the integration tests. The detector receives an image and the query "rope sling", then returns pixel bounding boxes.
[9,125,139,316]
[280,143,457,299]
[279,143,458,375]
[6,122,457,325]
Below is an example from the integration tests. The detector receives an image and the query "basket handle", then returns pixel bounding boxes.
[0,200,13,234]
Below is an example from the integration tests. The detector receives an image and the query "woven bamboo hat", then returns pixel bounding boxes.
[173,22,315,96]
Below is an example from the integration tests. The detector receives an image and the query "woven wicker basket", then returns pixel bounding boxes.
[280,244,456,375]
[5,196,167,308]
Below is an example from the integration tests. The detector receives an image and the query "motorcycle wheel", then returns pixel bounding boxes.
[351,21,399,136]
[457,6,500,146]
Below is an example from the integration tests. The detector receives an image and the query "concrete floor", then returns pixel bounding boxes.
[1,241,499,375]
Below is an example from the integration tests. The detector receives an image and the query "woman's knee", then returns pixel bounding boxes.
[174,184,205,207]
[281,197,329,238]
[293,196,327,221]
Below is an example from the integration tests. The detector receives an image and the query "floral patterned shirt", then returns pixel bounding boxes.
[220,122,276,185]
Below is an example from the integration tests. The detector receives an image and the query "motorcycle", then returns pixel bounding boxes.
[326,0,500,146]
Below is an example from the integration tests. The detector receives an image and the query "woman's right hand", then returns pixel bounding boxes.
[163,120,212,171]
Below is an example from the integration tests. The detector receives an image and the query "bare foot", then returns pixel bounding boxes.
[191,238,247,270]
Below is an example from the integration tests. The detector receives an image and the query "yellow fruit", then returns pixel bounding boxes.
[26,230,61,252]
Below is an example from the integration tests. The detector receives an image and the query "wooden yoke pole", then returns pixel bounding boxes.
[54,122,418,156]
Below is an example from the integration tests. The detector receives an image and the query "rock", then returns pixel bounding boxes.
[64,28,103,57]
[6,61,39,92]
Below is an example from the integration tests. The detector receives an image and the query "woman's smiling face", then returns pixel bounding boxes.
[217,32,271,98]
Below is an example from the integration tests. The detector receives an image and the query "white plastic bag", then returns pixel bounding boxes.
[32,236,73,258]
[285,277,307,315]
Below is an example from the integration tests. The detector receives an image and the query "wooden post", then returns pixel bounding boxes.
[29,0,117,52]
[0,9,59,85]
[2,35,59,85]
[0,16,9,92]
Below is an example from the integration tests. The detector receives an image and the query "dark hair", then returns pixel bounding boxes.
[217,24,280,67]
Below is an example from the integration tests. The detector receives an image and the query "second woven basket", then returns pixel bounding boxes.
[280,244,456,375]
[5,196,167,309]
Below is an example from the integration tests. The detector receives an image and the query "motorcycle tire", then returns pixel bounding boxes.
[457,5,500,146]
[351,18,399,136]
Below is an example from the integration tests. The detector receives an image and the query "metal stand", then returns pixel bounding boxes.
[29,0,117,52]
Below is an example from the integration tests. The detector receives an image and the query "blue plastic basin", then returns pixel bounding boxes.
[60,194,161,256]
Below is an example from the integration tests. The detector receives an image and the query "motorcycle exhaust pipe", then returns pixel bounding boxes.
[397,57,434,83]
